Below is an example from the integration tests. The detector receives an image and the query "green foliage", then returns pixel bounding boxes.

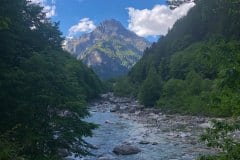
[0,17,10,30]
[0,136,21,160]
[101,78,116,92]
[113,77,136,97]
[124,0,240,116]
[112,1,240,159]
[0,0,103,159]
[138,66,162,107]
[199,119,240,160]
[157,70,212,114]
[83,39,142,70]
[157,40,240,116]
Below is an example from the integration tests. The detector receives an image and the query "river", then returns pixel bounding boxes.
[67,93,215,160]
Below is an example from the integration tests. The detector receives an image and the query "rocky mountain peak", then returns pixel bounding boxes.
[99,19,123,29]
[93,19,136,39]
[64,19,151,79]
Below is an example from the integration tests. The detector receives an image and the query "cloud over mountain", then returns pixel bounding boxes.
[68,18,96,38]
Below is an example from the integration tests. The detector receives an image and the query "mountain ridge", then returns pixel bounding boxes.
[64,19,151,79]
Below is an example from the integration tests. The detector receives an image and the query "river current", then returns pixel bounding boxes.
[68,94,214,160]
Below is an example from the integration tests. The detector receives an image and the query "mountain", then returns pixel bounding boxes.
[114,0,240,116]
[64,19,150,79]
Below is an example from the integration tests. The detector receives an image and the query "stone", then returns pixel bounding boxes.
[87,143,99,149]
[110,105,120,112]
[98,154,115,160]
[105,120,113,124]
[199,122,212,128]
[190,141,197,145]
[98,157,111,160]
[149,113,159,119]
[139,140,150,144]
[113,144,141,155]
[179,132,191,138]
[152,142,158,145]
[129,108,136,113]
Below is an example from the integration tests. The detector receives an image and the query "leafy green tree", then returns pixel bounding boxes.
[0,0,103,159]
[157,78,188,113]
[138,66,162,107]
[199,119,240,160]
[113,77,136,96]
[112,0,240,117]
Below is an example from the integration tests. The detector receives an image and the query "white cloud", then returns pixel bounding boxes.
[30,0,43,3]
[127,2,195,37]
[44,5,56,18]
[30,0,56,18]
[68,18,96,37]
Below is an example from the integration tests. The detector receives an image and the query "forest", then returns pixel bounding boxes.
[113,0,240,159]
[114,0,240,117]
[1,0,240,159]
[0,0,103,159]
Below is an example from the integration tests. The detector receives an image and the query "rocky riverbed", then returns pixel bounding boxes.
[67,93,217,160]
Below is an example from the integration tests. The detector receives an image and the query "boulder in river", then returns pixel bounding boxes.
[139,140,150,144]
[152,142,158,145]
[110,105,120,112]
[113,144,141,155]
[105,120,113,124]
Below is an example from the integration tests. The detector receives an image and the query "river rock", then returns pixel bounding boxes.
[149,113,159,119]
[179,132,191,138]
[113,144,141,155]
[152,142,158,145]
[139,140,150,144]
[199,122,212,128]
[87,143,99,149]
[98,157,112,160]
[98,154,115,160]
[105,120,113,124]
[110,105,120,112]
[128,107,137,113]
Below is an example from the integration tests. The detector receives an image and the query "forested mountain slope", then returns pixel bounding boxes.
[64,19,150,79]
[0,0,102,159]
[115,0,240,116]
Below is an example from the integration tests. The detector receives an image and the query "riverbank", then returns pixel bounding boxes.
[102,93,216,142]
[73,92,217,160]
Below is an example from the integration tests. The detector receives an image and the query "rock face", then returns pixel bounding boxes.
[64,19,150,79]
[113,144,141,155]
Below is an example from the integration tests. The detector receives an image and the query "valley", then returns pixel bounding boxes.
[1,0,240,160]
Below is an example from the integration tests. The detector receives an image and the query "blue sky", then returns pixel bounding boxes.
[53,0,165,35]
[31,0,195,42]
